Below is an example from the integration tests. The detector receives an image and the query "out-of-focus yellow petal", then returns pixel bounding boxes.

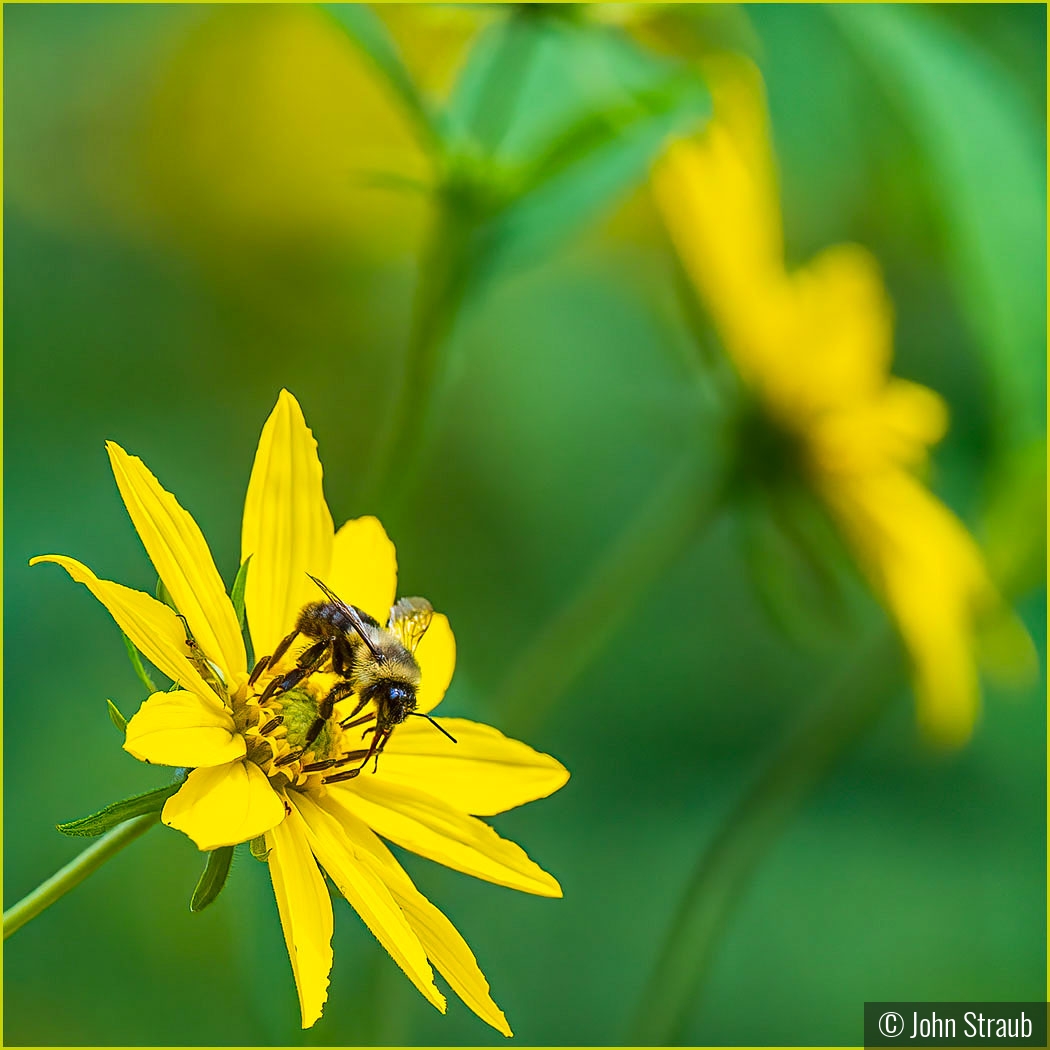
[653,49,1021,749]
[330,778,561,897]
[379,717,569,816]
[30,555,215,698]
[811,377,949,478]
[320,793,511,1036]
[266,799,333,1030]
[414,613,455,714]
[652,54,783,368]
[162,759,284,850]
[821,471,1032,746]
[241,390,334,659]
[123,689,245,767]
[775,245,892,413]
[292,793,446,1014]
[107,441,246,679]
[145,5,433,263]
[327,516,398,624]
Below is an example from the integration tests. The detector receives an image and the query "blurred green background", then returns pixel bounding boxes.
[4,4,1045,1046]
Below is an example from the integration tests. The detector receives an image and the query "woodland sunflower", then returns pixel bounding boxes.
[652,55,1033,745]
[33,390,568,1033]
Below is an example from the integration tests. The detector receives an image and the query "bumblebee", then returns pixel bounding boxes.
[250,575,454,781]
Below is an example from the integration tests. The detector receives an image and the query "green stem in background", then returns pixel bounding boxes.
[629,630,904,1046]
[366,11,542,510]
[3,815,157,941]
[498,451,725,736]
[367,203,476,509]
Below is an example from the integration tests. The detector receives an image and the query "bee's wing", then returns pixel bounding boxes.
[388,596,434,653]
[307,574,384,660]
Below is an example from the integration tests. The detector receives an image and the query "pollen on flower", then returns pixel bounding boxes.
[232,656,377,792]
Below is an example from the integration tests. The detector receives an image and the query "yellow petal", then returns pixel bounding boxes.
[329,778,561,897]
[30,555,215,698]
[124,690,245,767]
[823,471,1014,746]
[292,793,446,1014]
[652,55,784,367]
[266,800,333,1029]
[241,390,334,660]
[107,442,246,680]
[162,759,285,850]
[319,794,511,1036]
[414,613,455,714]
[327,516,398,624]
[379,717,569,816]
[776,244,893,415]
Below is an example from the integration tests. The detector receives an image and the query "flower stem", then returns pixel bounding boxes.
[498,451,725,735]
[365,11,541,509]
[628,629,904,1045]
[367,206,475,508]
[3,814,157,940]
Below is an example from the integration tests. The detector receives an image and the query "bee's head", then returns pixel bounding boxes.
[367,681,417,727]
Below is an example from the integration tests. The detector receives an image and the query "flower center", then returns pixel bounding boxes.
[230,663,376,791]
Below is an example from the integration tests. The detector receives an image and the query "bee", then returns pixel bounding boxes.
[249,574,455,781]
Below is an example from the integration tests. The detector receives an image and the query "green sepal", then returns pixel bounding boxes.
[249,835,271,862]
[190,845,234,912]
[57,782,180,838]
[155,577,178,612]
[106,699,128,734]
[121,632,157,694]
[231,555,252,630]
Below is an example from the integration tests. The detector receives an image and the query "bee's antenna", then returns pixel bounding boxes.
[410,712,458,744]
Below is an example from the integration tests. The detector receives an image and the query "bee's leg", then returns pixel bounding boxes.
[370,728,392,773]
[322,728,390,784]
[338,693,371,727]
[257,640,330,703]
[331,636,354,677]
[322,748,372,780]
[264,628,302,672]
[340,711,376,731]
[302,680,356,749]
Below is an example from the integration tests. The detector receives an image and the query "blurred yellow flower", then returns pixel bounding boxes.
[33,390,568,1033]
[142,5,487,262]
[652,55,1033,745]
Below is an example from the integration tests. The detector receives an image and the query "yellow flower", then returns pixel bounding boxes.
[652,55,1033,745]
[32,390,568,1033]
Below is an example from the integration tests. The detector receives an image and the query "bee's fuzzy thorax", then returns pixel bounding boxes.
[354,633,422,691]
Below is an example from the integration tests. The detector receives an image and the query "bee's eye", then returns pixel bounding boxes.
[385,684,413,706]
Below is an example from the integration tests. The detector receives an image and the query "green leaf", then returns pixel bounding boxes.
[485,84,707,282]
[449,10,545,156]
[320,3,438,149]
[478,19,710,284]
[106,698,128,734]
[57,783,180,838]
[230,554,252,630]
[190,845,234,912]
[830,4,1046,453]
[249,835,270,862]
[121,632,157,694]
[155,576,177,612]
[510,73,706,203]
